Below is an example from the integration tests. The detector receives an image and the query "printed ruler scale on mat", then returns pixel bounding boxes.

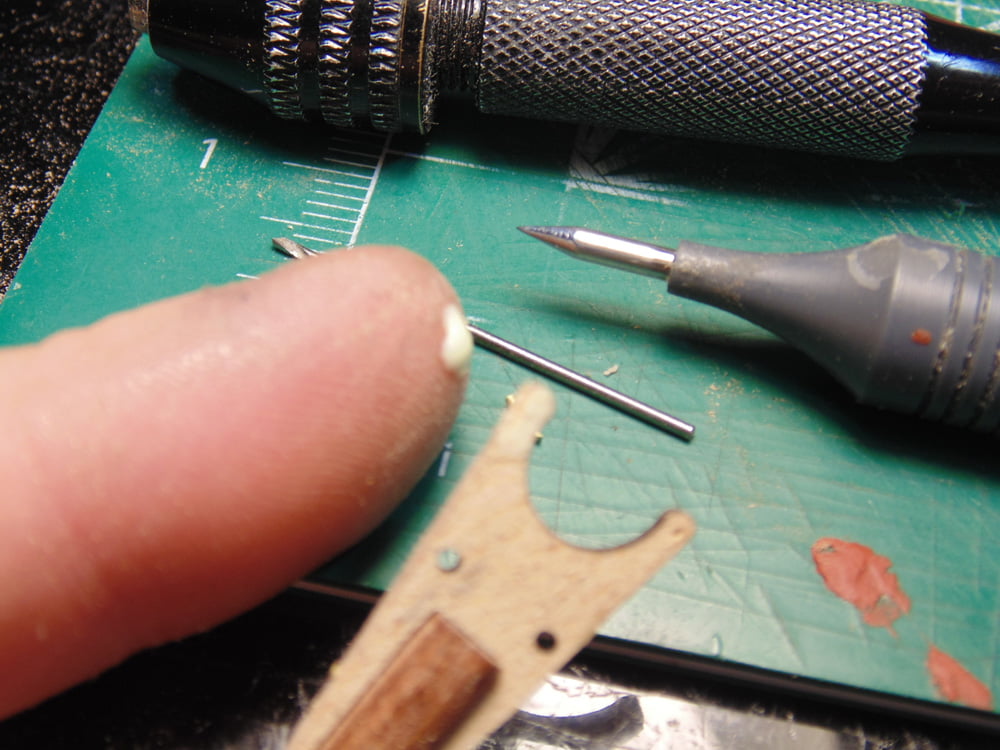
[1,0,999,724]
[260,132,390,248]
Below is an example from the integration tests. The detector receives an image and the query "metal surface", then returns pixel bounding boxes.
[273,236,321,258]
[478,0,925,160]
[500,673,845,749]
[520,226,675,280]
[140,0,1000,158]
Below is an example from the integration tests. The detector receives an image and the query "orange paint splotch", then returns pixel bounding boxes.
[810,537,911,633]
[927,645,994,711]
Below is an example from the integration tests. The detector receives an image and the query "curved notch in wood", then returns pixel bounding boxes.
[289,381,695,750]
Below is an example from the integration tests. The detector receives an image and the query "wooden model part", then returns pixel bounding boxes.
[288,380,695,750]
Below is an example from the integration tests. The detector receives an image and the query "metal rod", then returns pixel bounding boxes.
[270,238,695,440]
[273,237,321,258]
[468,324,695,441]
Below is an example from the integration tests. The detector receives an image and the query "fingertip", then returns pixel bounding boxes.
[0,244,468,717]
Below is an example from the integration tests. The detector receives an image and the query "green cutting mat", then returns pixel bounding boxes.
[3,0,1000,714]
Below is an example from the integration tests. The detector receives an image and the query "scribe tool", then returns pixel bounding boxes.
[286,381,695,750]
[522,226,1000,432]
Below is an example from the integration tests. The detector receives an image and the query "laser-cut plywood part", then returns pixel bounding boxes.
[287,382,695,750]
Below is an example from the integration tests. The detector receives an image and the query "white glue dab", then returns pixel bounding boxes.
[440,304,473,376]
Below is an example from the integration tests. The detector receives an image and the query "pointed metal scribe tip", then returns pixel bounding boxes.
[272,237,321,259]
[517,225,579,253]
[519,225,675,280]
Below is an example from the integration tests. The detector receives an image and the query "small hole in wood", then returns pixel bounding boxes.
[536,631,557,650]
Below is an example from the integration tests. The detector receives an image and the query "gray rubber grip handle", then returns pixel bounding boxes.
[477,0,928,160]
[668,235,1000,432]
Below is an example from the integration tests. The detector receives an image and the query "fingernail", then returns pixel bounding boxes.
[441,304,473,376]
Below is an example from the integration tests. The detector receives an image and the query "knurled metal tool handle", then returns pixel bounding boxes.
[477,0,927,160]
[137,0,1000,158]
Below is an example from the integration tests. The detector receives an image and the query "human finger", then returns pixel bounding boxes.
[0,245,470,718]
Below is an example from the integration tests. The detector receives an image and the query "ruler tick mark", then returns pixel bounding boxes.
[265,134,391,248]
[314,179,368,191]
[307,200,362,211]
[313,191,365,202]
[302,211,357,224]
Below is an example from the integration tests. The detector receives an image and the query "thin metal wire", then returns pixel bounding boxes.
[271,237,695,440]
[469,324,695,441]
